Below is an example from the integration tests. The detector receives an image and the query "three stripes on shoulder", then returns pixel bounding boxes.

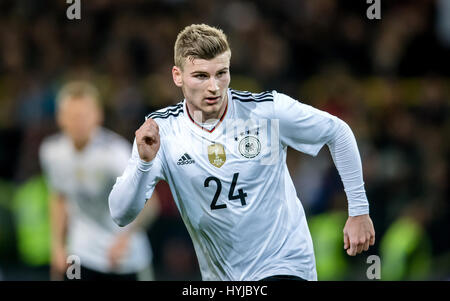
[230,89,274,102]
[146,102,183,120]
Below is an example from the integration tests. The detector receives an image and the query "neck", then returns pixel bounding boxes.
[73,139,89,151]
[71,128,97,151]
[188,96,228,123]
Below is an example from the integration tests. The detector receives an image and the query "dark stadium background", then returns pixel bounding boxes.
[0,0,448,280]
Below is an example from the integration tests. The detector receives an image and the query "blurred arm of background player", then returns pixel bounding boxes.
[49,192,68,281]
[49,190,161,277]
[107,191,160,269]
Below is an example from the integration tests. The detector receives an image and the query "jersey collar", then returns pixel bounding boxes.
[183,89,234,137]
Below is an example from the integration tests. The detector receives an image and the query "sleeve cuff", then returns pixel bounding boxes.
[348,205,370,217]
[137,158,154,172]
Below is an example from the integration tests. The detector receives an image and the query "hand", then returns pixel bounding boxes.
[108,232,131,270]
[50,245,68,281]
[135,118,160,162]
[343,214,375,256]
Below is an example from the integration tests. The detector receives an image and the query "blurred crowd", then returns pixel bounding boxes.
[0,0,448,280]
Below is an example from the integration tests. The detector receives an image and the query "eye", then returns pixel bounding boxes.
[195,74,208,79]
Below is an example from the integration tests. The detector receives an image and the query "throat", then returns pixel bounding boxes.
[186,99,229,132]
[73,140,89,151]
[195,119,220,131]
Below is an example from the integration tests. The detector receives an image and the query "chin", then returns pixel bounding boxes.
[212,101,224,111]
[202,104,219,114]
[199,103,219,118]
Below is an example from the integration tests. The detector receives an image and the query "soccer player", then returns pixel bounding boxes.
[109,24,375,281]
[40,81,158,281]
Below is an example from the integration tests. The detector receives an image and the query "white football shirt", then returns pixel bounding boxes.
[40,127,152,274]
[109,88,370,280]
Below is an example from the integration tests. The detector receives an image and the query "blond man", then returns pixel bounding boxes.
[40,81,158,280]
[109,24,375,281]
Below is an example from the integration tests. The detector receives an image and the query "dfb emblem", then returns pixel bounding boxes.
[238,135,261,159]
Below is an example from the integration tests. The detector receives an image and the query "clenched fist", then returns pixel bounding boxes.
[343,214,375,256]
[135,118,160,162]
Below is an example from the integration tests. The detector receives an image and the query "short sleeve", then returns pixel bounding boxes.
[109,138,133,177]
[39,140,66,194]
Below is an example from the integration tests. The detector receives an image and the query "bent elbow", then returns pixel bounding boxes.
[110,207,129,227]
[112,216,129,228]
[109,194,131,227]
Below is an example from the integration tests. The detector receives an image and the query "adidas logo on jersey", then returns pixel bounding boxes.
[177,153,195,165]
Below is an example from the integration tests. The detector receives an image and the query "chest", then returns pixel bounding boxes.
[51,147,115,195]
[162,120,283,209]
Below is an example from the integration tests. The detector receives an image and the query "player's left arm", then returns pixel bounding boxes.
[274,92,375,256]
[324,116,375,256]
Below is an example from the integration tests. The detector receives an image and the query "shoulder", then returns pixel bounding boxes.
[39,133,69,166]
[145,102,184,122]
[40,133,65,154]
[229,89,276,118]
[145,101,184,134]
[144,101,184,132]
[229,89,275,103]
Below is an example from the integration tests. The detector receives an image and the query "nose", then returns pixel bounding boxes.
[207,77,219,93]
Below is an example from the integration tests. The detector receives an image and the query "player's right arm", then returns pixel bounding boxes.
[109,118,165,227]
[136,117,161,162]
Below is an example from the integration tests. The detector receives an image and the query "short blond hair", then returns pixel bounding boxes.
[174,24,230,68]
[56,81,101,110]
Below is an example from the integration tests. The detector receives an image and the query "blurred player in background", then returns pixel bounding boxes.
[109,24,375,281]
[40,81,159,281]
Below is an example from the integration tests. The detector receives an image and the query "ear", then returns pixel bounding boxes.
[172,66,183,87]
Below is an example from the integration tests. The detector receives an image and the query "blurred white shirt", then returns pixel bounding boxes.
[40,127,152,274]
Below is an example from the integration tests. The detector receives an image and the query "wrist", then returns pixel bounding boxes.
[348,213,369,219]
[137,158,153,172]
[348,205,369,217]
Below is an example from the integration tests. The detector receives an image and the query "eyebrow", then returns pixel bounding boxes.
[190,71,208,75]
[190,67,229,75]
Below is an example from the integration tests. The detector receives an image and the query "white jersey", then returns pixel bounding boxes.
[109,89,369,280]
[40,127,152,274]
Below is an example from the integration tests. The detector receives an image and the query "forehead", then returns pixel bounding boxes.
[183,51,231,72]
[59,96,98,113]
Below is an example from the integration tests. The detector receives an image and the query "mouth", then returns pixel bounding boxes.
[204,96,221,105]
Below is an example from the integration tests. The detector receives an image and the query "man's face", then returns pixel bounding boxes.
[172,51,231,121]
[57,96,102,148]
